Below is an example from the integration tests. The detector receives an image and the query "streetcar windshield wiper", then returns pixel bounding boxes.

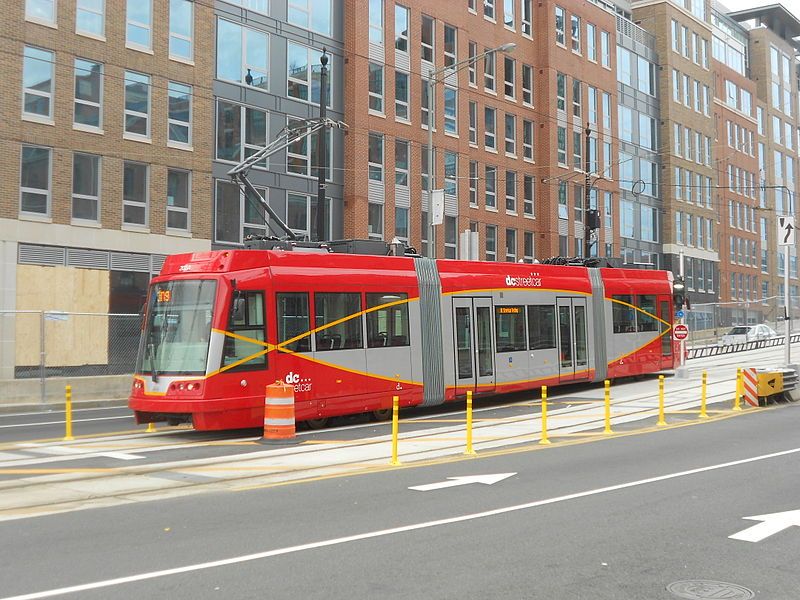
[147,341,159,383]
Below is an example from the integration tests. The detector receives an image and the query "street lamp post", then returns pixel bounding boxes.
[426,42,516,258]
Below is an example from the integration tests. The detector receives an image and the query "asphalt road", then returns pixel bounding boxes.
[2,399,800,599]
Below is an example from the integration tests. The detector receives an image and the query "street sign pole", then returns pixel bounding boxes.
[778,216,795,367]
[677,250,688,378]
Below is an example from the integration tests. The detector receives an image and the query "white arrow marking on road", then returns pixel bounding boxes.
[729,509,800,542]
[409,473,516,492]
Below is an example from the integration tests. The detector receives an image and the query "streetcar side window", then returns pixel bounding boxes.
[277,292,311,352]
[366,293,410,348]
[222,291,267,370]
[315,293,363,350]
[636,295,658,332]
[527,305,556,349]
[612,295,636,333]
[495,306,526,352]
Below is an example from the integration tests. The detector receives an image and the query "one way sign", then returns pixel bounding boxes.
[778,216,795,246]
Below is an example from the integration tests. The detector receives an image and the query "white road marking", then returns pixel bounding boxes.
[409,473,516,491]
[729,509,800,542]
[0,416,132,429]
[4,445,800,600]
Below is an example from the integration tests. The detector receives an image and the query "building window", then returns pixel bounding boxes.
[573,131,582,169]
[571,15,581,53]
[504,57,515,99]
[26,0,56,25]
[523,120,533,160]
[524,231,534,262]
[123,161,148,227]
[126,0,152,50]
[557,126,566,165]
[286,118,331,179]
[484,0,495,20]
[166,82,192,147]
[556,72,565,111]
[368,202,384,239]
[286,192,328,240]
[395,206,409,242]
[484,107,496,149]
[217,19,269,90]
[287,42,331,105]
[522,64,533,105]
[620,199,634,238]
[72,153,100,222]
[216,100,268,167]
[421,15,434,62]
[523,174,534,216]
[505,113,516,155]
[444,87,457,134]
[486,225,497,261]
[288,0,332,36]
[395,71,409,120]
[76,0,105,36]
[469,161,478,206]
[484,50,495,92]
[521,0,532,35]
[20,146,51,216]
[444,24,457,67]
[503,0,514,28]
[555,6,565,45]
[587,22,596,61]
[557,181,567,219]
[368,132,383,181]
[468,41,477,85]
[368,63,384,113]
[485,165,496,208]
[215,180,268,244]
[23,46,54,121]
[395,139,409,186]
[74,58,102,130]
[572,79,581,117]
[505,170,517,213]
[167,169,190,231]
[124,71,150,139]
[444,151,457,195]
[169,0,193,61]
[468,101,477,145]
[395,5,409,52]
[369,0,383,43]
[442,216,456,259]
[600,31,610,68]
[505,229,517,261]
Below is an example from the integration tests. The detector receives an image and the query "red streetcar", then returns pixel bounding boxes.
[129,244,678,431]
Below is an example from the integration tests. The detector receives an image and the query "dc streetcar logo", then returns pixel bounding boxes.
[284,371,313,393]
[505,273,542,288]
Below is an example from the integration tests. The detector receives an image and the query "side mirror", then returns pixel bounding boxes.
[232,294,246,321]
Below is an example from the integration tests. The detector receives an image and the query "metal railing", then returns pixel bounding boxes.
[688,334,800,359]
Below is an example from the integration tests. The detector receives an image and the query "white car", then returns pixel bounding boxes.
[719,324,777,345]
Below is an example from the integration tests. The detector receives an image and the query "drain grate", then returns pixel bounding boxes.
[666,580,754,599]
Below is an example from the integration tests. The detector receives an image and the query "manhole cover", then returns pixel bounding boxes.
[667,580,754,600]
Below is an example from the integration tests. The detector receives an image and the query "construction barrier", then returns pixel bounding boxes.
[262,380,296,443]
[741,368,759,407]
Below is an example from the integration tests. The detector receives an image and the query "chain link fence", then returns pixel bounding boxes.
[0,310,141,404]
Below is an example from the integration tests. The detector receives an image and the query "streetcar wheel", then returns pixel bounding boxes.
[372,409,392,421]
[304,418,329,430]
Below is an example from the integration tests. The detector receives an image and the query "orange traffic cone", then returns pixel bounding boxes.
[261,380,297,444]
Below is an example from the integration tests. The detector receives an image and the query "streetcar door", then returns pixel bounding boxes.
[657,297,673,369]
[556,297,590,383]
[453,297,495,393]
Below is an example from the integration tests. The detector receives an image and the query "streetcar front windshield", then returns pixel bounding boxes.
[136,280,217,376]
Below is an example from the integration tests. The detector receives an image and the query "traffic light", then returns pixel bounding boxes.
[673,276,690,311]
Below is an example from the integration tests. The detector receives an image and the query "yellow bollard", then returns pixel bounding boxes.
[146,421,156,433]
[733,368,742,411]
[390,395,401,465]
[603,379,613,434]
[63,385,74,441]
[699,370,709,419]
[539,385,551,445]
[464,390,476,455]
[657,375,667,426]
